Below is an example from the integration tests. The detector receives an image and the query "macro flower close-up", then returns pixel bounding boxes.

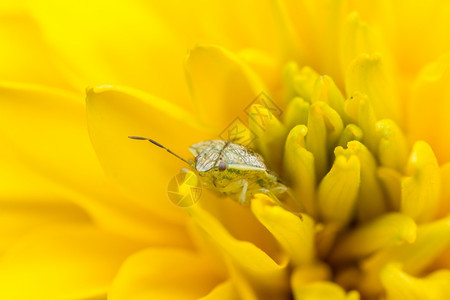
[2,1,450,299]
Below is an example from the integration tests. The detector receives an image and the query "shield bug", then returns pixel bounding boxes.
[128,136,290,205]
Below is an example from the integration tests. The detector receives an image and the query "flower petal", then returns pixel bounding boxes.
[360,216,450,295]
[0,198,91,253]
[0,81,99,188]
[109,248,225,300]
[251,194,315,267]
[283,97,310,131]
[0,12,78,91]
[86,85,208,222]
[344,92,379,153]
[292,280,360,300]
[318,147,360,227]
[185,44,267,129]
[376,119,410,172]
[330,213,416,265]
[345,53,401,125]
[0,225,146,300]
[248,104,287,172]
[437,163,450,218]
[380,263,450,300]
[346,141,386,221]
[26,0,198,105]
[340,11,394,79]
[408,52,450,163]
[186,204,288,299]
[401,141,441,223]
[283,125,316,216]
[306,102,344,179]
[198,280,239,300]
[311,75,348,123]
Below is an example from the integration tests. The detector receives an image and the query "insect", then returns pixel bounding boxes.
[128,136,290,205]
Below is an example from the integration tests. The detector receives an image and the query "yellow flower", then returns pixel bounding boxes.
[1,1,450,299]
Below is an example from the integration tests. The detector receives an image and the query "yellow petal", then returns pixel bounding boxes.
[330,213,416,264]
[381,263,450,300]
[248,103,287,171]
[347,141,386,221]
[186,204,288,299]
[86,85,207,222]
[283,125,316,216]
[0,13,78,91]
[0,84,189,244]
[401,141,441,223]
[318,147,360,227]
[340,11,394,78]
[408,52,450,164]
[344,92,379,153]
[198,280,239,300]
[26,0,196,105]
[0,81,101,190]
[376,119,410,172]
[292,66,320,102]
[437,162,450,218]
[377,166,402,210]
[306,102,344,179]
[251,194,315,267]
[109,248,225,300]
[338,124,363,148]
[0,198,91,253]
[292,280,360,300]
[361,216,450,294]
[281,0,346,85]
[0,225,146,300]
[392,2,450,75]
[346,53,401,125]
[269,0,303,63]
[185,44,266,130]
[283,97,310,131]
[311,75,348,123]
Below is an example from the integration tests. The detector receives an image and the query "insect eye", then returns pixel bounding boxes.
[218,161,227,172]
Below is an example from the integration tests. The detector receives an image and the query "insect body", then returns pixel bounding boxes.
[129,137,287,204]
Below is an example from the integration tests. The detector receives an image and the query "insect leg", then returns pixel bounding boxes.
[239,179,249,204]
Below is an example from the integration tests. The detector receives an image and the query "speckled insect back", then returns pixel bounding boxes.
[128,136,290,206]
[190,140,288,204]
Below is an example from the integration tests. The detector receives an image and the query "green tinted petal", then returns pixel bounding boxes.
[401,141,441,223]
[344,92,379,154]
[283,97,310,131]
[311,75,348,123]
[306,102,344,179]
[377,167,402,211]
[376,119,410,172]
[318,147,360,227]
[249,104,288,172]
[330,213,416,264]
[338,124,363,149]
[283,125,316,216]
[251,195,315,267]
[381,263,450,300]
[347,141,386,221]
[293,66,320,102]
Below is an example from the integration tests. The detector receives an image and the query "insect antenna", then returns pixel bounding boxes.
[128,136,191,165]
